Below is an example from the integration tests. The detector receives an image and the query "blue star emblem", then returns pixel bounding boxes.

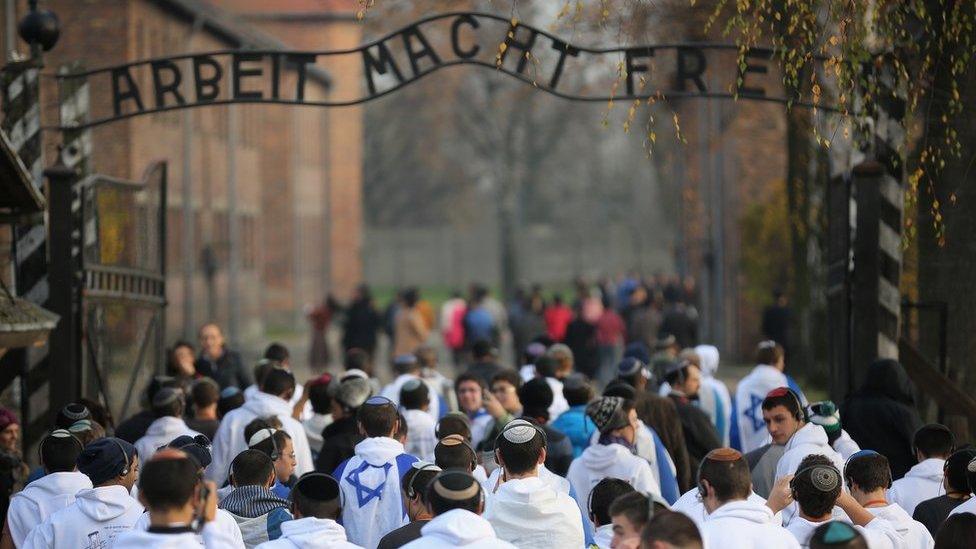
[345,461,393,507]
[745,394,766,432]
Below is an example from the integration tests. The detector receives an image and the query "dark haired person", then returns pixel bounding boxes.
[551,373,597,458]
[110,449,234,548]
[134,387,204,463]
[589,478,636,548]
[302,373,333,457]
[115,376,183,443]
[219,449,292,547]
[218,386,246,419]
[663,359,720,472]
[517,378,574,476]
[333,397,419,548]
[476,370,525,456]
[209,368,313,485]
[400,379,437,461]
[376,462,442,549]
[567,397,661,516]
[248,427,297,500]
[187,378,222,441]
[23,438,143,548]
[641,510,704,549]
[454,373,494,449]
[5,430,92,547]
[768,387,846,480]
[845,450,934,548]
[609,491,670,549]
[733,340,806,453]
[256,472,361,549]
[696,448,800,548]
[483,420,584,548]
[131,435,246,547]
[889,424,955,515]
[400,471,516,549]
[165,340,199,385]
[842,359,924,480]
[933,513,976,549]
[781,454,902,548]
[315,377,372,474]
[915,449,976,534]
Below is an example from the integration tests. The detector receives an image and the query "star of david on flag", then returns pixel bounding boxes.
[345,461,393,507]
[746,394,766,431]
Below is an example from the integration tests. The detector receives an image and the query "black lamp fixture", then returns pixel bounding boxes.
[17,0,60,55]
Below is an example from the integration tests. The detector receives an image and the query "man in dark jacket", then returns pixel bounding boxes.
[194,323,252,390]
[315,377,371,474]
[464,340,507,388]
[842,358,924,480]
[663,360,720,473]
[518,378,574,476]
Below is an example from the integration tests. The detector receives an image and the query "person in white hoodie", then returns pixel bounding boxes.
[333,396,418,549]
[693,345,733,447]
[380,355,444,424]
[400,470,516,549]
[781,454,902,549]
[22,437,144,549]
[845,450,935,549]
[567,396,661,511]
[112,449,237,548]
[399,379,437,462]
[696,448,802,549]
[733,341,806,453]
[255,472,362,549]
[482,419,584,548]
[770,388,847,478]
[888,424,954,516]
[134,387,204,464]
[209,368,314,484]
[5,429,92,547]
[587,478,636,549]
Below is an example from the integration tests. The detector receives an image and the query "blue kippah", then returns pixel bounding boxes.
[365,396,394,407]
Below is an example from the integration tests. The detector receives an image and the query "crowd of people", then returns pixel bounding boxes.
[0,275,971,549]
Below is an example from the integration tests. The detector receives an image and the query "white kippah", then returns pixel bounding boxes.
[502,420,538,444]
[968,457,976,473]
[248,428,279,448]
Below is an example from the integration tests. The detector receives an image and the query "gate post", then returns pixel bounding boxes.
[826,173,851,400]
[45,158,81,413]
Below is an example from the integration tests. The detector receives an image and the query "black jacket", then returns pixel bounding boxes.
[842,359,923,480]
[195,349,252,390]
[114,410,156,443]
[668,393,721,472]
[343,298,382,353]
[315,416,364,475]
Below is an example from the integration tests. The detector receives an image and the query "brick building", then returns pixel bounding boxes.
[0,0,364,348]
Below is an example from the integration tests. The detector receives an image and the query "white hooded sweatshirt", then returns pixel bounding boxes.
[701,500,801,549]
[334,437,418,549]
[735,364,801,453]
[775,423,847,481]
[380,374,443,425]
[208,391,314,484]
[399,509,517,549]
[254,517,363,549]
[592,524,613,549]
[134,508,246,548]
[7,471,92,547]
[695,345,734,447]
[21,485,144,549]
[888,458,946,516]
[566,442,661,517]
[866,504,935,549]
[832,430,862,459]
[134,416,204,464]
[110,522,240,549]
[588,420,668,489]
[671,487,780,530]
[245,383,312,421]
[786,516,898,549]
[483,476,584,549]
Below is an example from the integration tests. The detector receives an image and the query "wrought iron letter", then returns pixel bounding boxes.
[232,52,264,100]
[287,53,317,102]
[401,25,442,77]
[499,22,537,74]
[362,40,405,96]
[675,47,707,92]
[150,59,186,108]
[548,39,580,90]
[625,47,655,96]
[737,48,768,97]
[111,67,144,117]
[193,55,223,103]
[450,14,480,59]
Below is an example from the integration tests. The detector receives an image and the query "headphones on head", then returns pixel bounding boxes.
[248,428,281,461]
[110,439,132,476]
[843,450,891,490]
[766,387,807,422]
[39,429,84,461]
[405,462,442,499]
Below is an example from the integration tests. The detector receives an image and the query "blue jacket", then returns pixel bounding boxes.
[551,405,597,458]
